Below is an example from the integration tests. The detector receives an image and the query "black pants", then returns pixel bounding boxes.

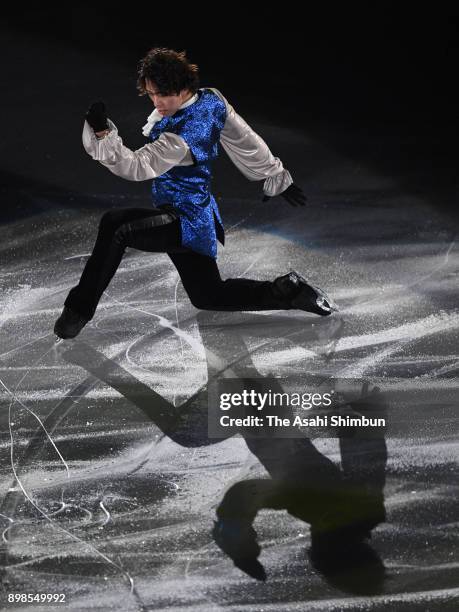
[64,207,288,320]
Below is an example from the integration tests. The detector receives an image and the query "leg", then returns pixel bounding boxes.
[168,251,288,311]
[63,207,183,320]
[168,251,337,314]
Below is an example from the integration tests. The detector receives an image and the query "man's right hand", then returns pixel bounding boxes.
[86,101,109,133]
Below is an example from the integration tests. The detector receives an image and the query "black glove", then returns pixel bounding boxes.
[85,101,109,132]
[262,183,307,207]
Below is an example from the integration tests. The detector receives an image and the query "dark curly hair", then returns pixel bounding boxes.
[137,47,200,97]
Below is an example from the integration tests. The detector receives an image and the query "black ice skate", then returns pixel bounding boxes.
[54,306,90,339]
[272,270,339,316]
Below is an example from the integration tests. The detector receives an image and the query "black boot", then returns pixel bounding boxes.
[54,306,90,339]
[271,270,338,316]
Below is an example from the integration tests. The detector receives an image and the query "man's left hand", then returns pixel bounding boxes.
[262,183,307,206]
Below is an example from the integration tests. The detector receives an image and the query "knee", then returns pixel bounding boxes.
[112,224,130,247]
[189,289,223,310]
[99,210,117,228]
[182,271,224,310]
[98,210,130,246]
[189,295,214,310]
[183,280,220,309]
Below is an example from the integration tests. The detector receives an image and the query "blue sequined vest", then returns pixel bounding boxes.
[148,88,227,259]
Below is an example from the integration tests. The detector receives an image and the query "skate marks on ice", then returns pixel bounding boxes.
[0,310,343,609]
[191,314,457,609]
[0,341,147,608]
[1,302,456,610]
[0,270,348,609]
[0,206,458,609]
[0,234,314,608]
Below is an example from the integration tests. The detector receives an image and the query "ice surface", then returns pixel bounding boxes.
[1,126,458,610]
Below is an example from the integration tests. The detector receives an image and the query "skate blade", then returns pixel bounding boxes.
[302,278,339,313]
[314,288,339,313]
[288,270,339,314]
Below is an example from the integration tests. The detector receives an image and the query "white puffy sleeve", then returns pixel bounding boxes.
[82,118,192,181]
[209,87,293,197]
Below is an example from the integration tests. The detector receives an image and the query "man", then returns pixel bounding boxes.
[54,47,337,339]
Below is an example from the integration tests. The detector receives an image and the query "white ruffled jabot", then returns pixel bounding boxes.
[141,92,199,137]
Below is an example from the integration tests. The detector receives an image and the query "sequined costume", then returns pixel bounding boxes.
[147,88,226,258]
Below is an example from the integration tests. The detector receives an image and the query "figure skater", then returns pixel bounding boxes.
[54,47,337,339]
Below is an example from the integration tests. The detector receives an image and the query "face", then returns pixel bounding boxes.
[145,78,193,116]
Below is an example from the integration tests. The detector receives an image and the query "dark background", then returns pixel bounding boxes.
[1,4,458,222]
